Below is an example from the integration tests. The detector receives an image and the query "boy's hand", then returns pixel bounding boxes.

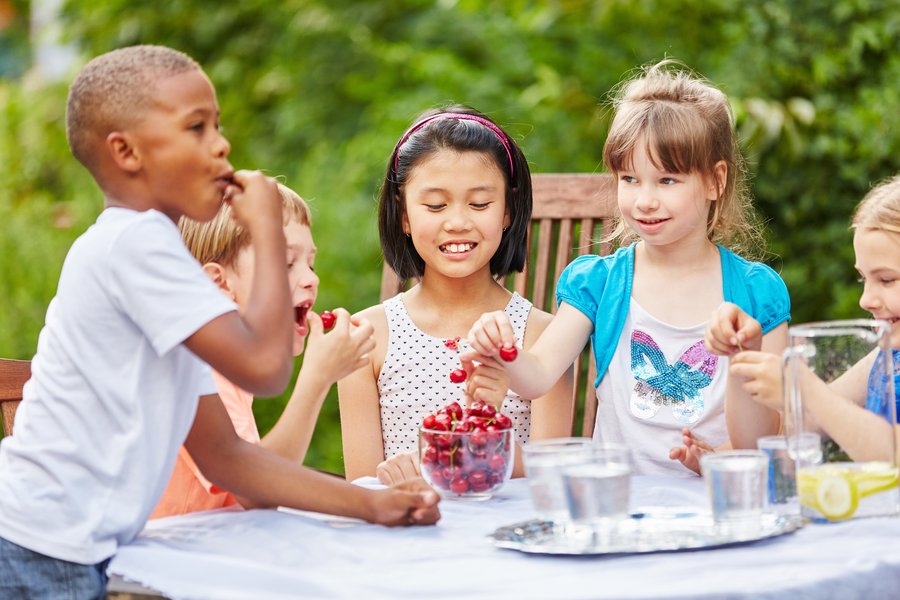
[375,450,421,486]
[669,427,714,475]
[302,309,375,383]
[704,302,762,356]
[369,478,441,526]
[225,170,282,236]
[467,311,517,359]
[461,354,509,409]
[729,351,783,411]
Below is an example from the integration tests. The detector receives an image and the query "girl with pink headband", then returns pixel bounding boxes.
[338,105,574,484]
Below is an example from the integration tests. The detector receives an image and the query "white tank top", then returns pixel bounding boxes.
[378,292,533,458]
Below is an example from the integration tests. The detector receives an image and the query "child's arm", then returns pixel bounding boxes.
[184,170,293,396]
[337,305,390,481]
[185,394,440,525]
[705,302,786,449]
[260,309,375,462]
[465,302,591,399]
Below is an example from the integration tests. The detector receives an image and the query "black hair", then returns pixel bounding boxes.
[377,104,532,280]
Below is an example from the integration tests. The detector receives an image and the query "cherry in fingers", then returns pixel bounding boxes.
[320,310,336,331]
[499,346,518,362]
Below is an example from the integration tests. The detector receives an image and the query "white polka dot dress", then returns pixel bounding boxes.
[378,292,533,459]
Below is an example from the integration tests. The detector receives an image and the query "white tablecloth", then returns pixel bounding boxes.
[109,476,900,599]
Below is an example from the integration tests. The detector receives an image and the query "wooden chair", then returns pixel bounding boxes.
[380,173,617,436]
[0,358,31,438]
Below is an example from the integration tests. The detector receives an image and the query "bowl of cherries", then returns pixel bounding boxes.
[419,400,514,500]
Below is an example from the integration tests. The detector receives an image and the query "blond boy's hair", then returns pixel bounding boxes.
[853,175,900,234]
[179,183,311,267]
[66,45,199,174]
[602,59,764,259]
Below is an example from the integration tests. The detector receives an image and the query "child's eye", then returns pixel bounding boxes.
[425,204,445,211]
[620,175,637,184]
[660,177,678,185]
[882,278,896,286]
[471,203,491,210]
[189,122,205,132]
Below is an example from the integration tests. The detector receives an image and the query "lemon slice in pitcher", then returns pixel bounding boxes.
[853,462,899,497]
[814,475,859,521]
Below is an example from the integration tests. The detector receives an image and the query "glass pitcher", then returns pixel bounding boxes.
[782,319,899,522]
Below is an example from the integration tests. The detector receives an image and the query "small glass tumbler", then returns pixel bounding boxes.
[561,444,631,545]
[700,450,769,538]
[522,438,595,530]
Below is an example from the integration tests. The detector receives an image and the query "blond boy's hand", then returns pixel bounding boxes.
[375,451,421,486]
[466,311,516,359]
[225,170,282,235]
[729,351,784,411]
[705,302,763,356]
[369,478,441,526]
[461,355,509,409]
[669,427,714,475]
[302,309,375,384]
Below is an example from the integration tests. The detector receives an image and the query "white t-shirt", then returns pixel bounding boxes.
[594,300,728,477]
[0,208,236,564]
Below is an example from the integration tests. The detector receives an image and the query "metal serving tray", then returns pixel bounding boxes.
[490,507,802,555]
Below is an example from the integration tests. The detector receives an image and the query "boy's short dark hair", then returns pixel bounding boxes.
[378,104,532,280]
[66,45,199,174]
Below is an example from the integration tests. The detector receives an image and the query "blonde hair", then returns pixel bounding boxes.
[179,183,311,267]
[602,59,764,258]
[852,175,900,234]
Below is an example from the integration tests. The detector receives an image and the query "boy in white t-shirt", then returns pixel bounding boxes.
[0,45,439,599]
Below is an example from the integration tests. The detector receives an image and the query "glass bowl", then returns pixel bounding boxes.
[419,425,514,500]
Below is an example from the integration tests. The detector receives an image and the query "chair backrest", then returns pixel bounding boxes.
[379,173,617,436]
[0,358,32,437]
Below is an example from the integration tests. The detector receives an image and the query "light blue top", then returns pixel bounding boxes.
[556,243,791,387]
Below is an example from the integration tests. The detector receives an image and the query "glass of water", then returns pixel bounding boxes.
[522,438,595,529]
[561,444,631,544]
[700,450,769,538]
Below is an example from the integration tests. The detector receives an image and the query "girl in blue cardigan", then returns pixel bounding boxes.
[467,59,790,476]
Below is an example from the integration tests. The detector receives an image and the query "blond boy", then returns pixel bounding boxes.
[153,184,375,517]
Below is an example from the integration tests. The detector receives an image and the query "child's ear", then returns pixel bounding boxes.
[401,211,410,236]
[202,263,234,298]
[708,160,727,201]
[106,131,141,174]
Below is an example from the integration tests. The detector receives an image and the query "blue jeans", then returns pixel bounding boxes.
[0,536,108,599]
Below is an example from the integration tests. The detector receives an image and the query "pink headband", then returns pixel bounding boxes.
[393,112,514,175]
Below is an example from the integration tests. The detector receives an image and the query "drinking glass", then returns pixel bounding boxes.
[700,450,768,537]
[561,444,631,544]
[522,438,595,528]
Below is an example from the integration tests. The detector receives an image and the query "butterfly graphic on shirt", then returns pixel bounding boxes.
[629,329,719,425]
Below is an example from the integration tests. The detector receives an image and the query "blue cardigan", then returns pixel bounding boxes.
[556,244,791,387]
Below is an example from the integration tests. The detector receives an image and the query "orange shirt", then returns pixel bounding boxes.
[150,371,260,519]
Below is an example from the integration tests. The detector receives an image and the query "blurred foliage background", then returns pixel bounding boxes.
[2,0,899,473]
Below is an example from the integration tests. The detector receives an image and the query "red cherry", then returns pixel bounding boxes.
[320,310,336,331]
[499,346,518,362]
[422,414,437,430]
[449,368,467,384]
[450,477,470,494]
[495,413,512,430]
[422,446,439,465]
[446,401,464,421]
[488,452,507,471]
